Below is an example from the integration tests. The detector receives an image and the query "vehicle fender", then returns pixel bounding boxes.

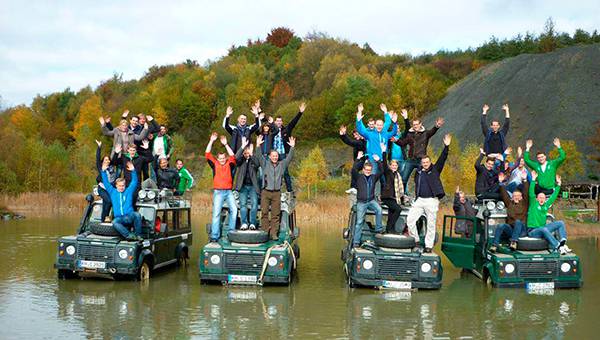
[175,242,189,259]
[483,262,495,282]
[138,249,155,269]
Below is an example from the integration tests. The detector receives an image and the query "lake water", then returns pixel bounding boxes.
[0,216,599,338]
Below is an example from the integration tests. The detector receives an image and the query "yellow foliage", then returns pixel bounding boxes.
[72,95,103,142]
[297,145,329,198]
[9,105,39,138]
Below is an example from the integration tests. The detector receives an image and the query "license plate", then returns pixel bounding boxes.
[78,260,106,269]
[382,280,412,290]
[228,275,258,284]
[526,282,554,290]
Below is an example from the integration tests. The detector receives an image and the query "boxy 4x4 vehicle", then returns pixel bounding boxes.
[55,189,193,281]
[199,192,300,286]
[341,197,443,290]
[442,199,582,289]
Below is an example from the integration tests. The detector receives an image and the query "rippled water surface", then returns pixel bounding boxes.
[0,217,599,338]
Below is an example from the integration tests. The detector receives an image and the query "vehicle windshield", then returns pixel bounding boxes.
[138,206,155,224]
[86,204,155,225]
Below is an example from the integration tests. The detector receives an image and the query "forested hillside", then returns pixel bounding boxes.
[1,20,599,193]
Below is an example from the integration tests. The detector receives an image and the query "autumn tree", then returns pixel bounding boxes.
[72,94,103,142]
[266,27,295,48]
[298,146,329,199]
[9,105,40,138]
[549,140,584,182]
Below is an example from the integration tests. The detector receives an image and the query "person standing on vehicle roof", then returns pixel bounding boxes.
[406,134,452,253]
[481,104,510,155]
[526,172,571,254]
[339,124,367,193]
[394,114,444,194]
[101,161,143,241]
[234,140,261,231]
[206,133,237,242]
[223,101,261,154]
[380,151,406,234]
[351,151,384,247]
[524,138,566,195]
[256,134,296,241]
[489,173,530,252]
[176,159,194,195]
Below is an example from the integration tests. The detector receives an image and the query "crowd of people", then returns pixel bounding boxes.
[93,100,572,254]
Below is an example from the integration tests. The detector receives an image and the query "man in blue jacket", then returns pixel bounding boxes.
[101,161,143,241]
[355,103,398,172]
[481,104,510,154]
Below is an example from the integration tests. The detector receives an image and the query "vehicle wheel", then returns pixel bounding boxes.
[292,243,300,260]
[177,249,188,267]
[89,222,121,237]
[517,237,549,251]
[486,275,493,287]
[374,233,416,249]
[57,269,78,280]
[227,230,269,244]
[347,275,355,288]
[138,261,151,281]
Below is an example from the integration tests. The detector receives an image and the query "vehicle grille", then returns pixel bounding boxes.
[518,261,557,278]
[77,244,114,262]
[377,258,417,280]
[225,253,265,274]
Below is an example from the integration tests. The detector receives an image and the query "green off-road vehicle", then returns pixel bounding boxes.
[442,199,582,290]
[55,189,192,280]
[199,192,300,286]
[341,197,443,290]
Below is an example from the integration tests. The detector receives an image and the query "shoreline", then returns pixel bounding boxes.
[1,192,598,237]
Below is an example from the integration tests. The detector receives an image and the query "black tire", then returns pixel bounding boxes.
[177,247,188,266]
[228,230,269,244]
[292,243,300,260]
[374,233,416,249]
[89,222,121,237]
[57,269,78,280]
[517,237,549,251]
[138,260,151,281]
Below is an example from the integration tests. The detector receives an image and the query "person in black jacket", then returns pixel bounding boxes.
[474,149,502,200]
[380,152,406,233]
[115,144,151,191]
[153,157,180,193]
[339,125,367,192]
[234,141,261,230]
[452,186,477,238]
[481,104,510,154]
[351,152,384,247]
[406,134,451,253]
[222,102,260,154]
[95,140,119,221]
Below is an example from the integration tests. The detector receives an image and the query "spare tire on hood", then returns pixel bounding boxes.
[228,230,270,244]
[89,222,122,237]
[517,237,549,251]
[374,233,416,249]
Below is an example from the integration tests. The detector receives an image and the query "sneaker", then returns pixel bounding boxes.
[489,245,498,253]
[509,241,517,251]
[241,224,248,231]
[345,188,357,195]
[424,247,432,253]
[249,224,256,230]
[126,233,138,241]
[559,239,566,248]
[559,246,568,255]
[562,245,572,253]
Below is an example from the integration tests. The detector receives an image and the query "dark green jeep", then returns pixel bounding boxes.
[199,192,299,286]
[341,201,443,290]
[442,200,582,289]
[54,189,193,280]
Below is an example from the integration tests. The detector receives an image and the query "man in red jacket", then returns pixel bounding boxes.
[205,132,237,242]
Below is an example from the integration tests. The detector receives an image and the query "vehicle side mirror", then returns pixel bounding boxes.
[85,194,94,203]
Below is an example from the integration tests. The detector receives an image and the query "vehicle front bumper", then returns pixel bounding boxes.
[494,278,583,289]
[55,261,138,276]
[349,276,442,289]
[199,272,290,285]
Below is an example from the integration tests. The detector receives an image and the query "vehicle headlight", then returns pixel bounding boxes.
[268,256,278,267]
[210,254,221,265]
[486,201,496,211]
[66,245,76,256]
[560,262,571,273]
[147,191,156,199]
[138,190,147,199]
[421,262,432,273]
[496,201,505,210]
[118,249,128,259]
[362,259,373,270]
[488,218,497,226]
[504,263,515,274]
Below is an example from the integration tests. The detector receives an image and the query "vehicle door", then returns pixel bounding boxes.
[154,209,174,264]
[441,215,479,270]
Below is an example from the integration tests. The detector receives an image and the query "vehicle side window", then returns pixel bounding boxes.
[178,209,190,230]
[89,204,103,222]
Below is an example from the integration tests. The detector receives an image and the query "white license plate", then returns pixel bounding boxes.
[382,280,412,290]
[78,260,106,269]
[228,275,258,284]
[526,282,554,290]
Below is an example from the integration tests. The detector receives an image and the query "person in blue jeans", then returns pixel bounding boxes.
[234,140,260,230]
[355,103,398,172]
[489,177,530,252]
[101,161,143,241]
[351,152,384,247]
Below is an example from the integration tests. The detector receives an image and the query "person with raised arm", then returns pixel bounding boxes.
[205,133,237,242]
[339,124,367,193]
[234,140,261,231]
[524,138,566,195]
[95,140,119,222]
[405,134,451,253]
[481,104,510,154]
[269,102,305,192]
[355,103,398,167]
[474,148,502,200]
[223,101,261,154]
[489,172,530,252]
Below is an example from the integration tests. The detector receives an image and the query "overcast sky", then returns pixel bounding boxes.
[1,0,599,107]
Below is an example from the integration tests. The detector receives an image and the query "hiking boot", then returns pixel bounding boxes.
[240,224,248,231]
[509,241,517,251]
[249,224,256,230]
[489,245,498,253]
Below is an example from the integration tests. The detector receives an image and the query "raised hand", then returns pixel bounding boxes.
[357,151,364,159]
[209,132,218,142]
[105,116,111,123]
[380,103,387,113]
[339,125,347,135]
[356,110,363,121]
[114,144,122,154]
[498,172,506,183]
[556,174,562,186]
[372,154,380,162]
[126,162,135,172]
[380,142,387,153]
[98,117,105,125]
[531,171,538,181]
[267,116,274,124]
[456,185,460,193]
[401,109,408,120]
[357,103,364,113]
[502,104,509,112]
[254,99,261,110]
[435,117,445,128]
[247,144,254,156]
[147,115,154,121]
[517,146,523,157]
[219,135,228,146]
[521,171,528,181]
[525,139,533,151]
[505,146,512,155]
[225,106,233,118]
[251,104,259,116]
[299,102,306,113]
[95,140,102,147]
[482,104,489,114]
[443,134,452,146]
[122,110,130,118]
[553,138,561,148]
[287,136,296,147]
[256,134,264,146]
[141,140,149,149]
[480,148,485,155]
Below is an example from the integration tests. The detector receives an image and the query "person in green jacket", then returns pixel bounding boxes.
[527,172,571,254]
[175,159,194,195]
[524,138,566,195]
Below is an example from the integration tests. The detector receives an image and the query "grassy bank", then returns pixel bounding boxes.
[1,192,598,237]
